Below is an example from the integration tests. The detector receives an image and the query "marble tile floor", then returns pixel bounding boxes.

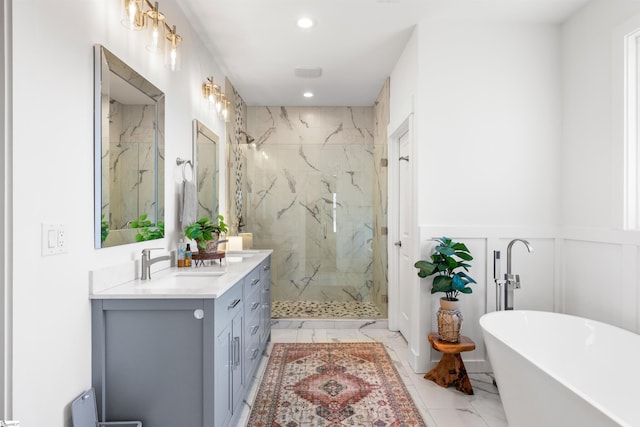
[272,300,384,318]
[238,320,509,427]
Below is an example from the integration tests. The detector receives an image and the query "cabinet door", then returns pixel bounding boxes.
[96,300,205,427]
[214,325,232,427]
[231,310,244,413]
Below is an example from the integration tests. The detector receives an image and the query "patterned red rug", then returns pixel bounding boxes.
[247,342,427,427]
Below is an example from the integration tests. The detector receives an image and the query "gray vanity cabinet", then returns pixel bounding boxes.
[91,298,213,427]
[91,262,272,427]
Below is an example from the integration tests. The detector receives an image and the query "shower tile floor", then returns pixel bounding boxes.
[272,300,383,318]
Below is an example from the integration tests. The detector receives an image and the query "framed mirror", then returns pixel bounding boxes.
[193,119,219,220]
[94,45,165,248]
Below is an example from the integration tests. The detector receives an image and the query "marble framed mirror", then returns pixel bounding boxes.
[193,119,219,220]
[94,44,165,248]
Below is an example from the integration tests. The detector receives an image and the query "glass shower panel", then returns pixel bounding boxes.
[245,143,374,308]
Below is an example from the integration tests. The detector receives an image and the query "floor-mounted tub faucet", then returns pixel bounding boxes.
[504,239,533,310]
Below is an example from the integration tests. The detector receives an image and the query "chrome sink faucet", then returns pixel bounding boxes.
[141,248,171,280]
[504,239,533,310]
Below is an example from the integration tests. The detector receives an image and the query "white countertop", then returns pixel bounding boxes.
[90,250,272,299]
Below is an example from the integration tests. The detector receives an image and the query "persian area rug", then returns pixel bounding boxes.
[247,342,427,427]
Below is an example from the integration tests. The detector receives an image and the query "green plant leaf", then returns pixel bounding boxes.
[432,276,453,293]
[457,271,477,284]
[436,246,455,256]
[455,251,473,261]
[452,242,469,251]
[414,260,437,277]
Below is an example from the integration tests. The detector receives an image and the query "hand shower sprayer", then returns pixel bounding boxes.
[494,239,533,311]
[493,250,502,311]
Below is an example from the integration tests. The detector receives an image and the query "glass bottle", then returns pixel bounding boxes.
[185,243,192,267]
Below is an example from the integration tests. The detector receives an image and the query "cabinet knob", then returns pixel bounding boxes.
[193,309,204,320]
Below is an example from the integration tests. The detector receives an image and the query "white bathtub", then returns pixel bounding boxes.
[480,310,640,427]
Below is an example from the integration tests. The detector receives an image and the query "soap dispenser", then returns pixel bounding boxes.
[185,243,192,267]
[177,239,186,268]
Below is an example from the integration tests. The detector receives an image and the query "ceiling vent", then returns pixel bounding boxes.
[294,67,322,78]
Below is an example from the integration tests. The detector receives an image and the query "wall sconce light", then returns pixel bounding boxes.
[202,77,231,122]
[121,0,144,30]
[165,25,182,71]
[145,2,165,53]
[120,0,183,71]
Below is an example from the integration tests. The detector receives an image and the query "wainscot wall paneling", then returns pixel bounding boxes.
[413,227,557,373]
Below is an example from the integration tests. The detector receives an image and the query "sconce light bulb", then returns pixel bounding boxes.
[127,1,138,23]
[170,46,177,70]
[152,28,159,48]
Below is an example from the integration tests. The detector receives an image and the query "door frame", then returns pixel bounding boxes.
[1,0,13,418]
[387,114,414,333]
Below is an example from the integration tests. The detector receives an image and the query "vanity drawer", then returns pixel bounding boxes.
[245,341,262,380]
[245,305,261,336]
[214,281,243,329]
[244,267,261,299]
[244,323,262,382]
[245,289,262,315]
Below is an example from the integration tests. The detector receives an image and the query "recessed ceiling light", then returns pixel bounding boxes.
[303,91,314,98]
[296,17,315,29]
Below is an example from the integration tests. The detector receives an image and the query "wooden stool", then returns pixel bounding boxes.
[424,333,476,395]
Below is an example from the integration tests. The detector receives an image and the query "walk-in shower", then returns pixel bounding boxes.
[232,103,389,319]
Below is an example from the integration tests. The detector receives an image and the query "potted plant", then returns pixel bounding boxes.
[184,214,228,252]
[414,237,476,342]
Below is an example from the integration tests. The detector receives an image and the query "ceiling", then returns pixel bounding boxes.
[177,0,591,107]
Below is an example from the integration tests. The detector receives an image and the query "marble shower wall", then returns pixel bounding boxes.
[106,101,157,229]
[246,106,379,304]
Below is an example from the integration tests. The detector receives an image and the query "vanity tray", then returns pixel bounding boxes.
[192,250,226,266]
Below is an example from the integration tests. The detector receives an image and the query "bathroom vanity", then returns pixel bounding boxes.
[90,250,272,427]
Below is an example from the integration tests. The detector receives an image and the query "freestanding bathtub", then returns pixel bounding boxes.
[480,310,640,427]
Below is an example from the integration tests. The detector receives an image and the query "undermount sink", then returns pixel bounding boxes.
[134,277,216,290]
[174,269,226,277]
[225,250,260,258]
[134,269,225,290]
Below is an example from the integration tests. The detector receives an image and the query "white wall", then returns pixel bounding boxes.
[417,21,561,227]
[389,28,417,133]
[561,0,640,333]
[389,0,640,375]
[10,0,227,424]
[390,19,562,372]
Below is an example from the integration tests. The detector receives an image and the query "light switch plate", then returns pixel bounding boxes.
[41,223,67,256]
